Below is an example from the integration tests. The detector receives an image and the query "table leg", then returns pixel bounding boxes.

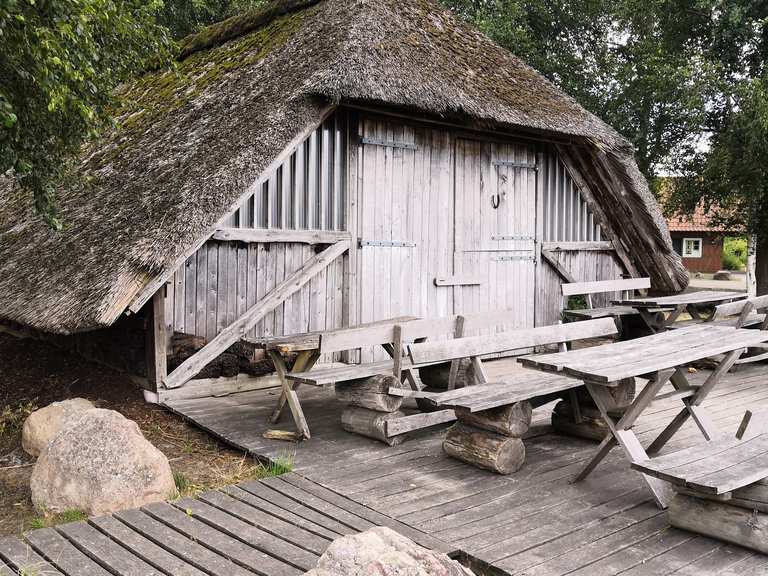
[269,350,319,434]
[576,371,676,508]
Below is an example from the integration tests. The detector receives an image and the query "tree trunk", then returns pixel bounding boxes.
[340,407,406,445]
[443,423,525,474]
[455,401,532,437]
[335,374,403,412]
[756,234,768,296]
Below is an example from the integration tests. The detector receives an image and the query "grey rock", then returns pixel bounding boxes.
[30,408,175,516]
[305,526,475,576]
[22,398,96,457]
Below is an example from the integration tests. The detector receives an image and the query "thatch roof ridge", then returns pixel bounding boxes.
[0,0,686,334]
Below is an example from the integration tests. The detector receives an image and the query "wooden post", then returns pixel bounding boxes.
[747,235,757,297]
[145,288,168,392]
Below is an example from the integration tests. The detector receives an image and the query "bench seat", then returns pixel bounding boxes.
[287,359,413,386]
[390,371,581,412]
[632,433,768,495]
[669,313,766,330]
[563,305,639,320]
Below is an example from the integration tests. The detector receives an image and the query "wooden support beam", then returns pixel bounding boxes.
[127,104,337,314]
[163,240,350,389]
[555,145,639,279]
[144,288,167,392]
[212,228,351,245]
[541,249,576,283]
[542,241,614,252]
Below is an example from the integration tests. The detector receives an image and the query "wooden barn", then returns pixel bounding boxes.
[0,0,687,403]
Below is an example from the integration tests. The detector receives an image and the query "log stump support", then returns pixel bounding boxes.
[443,401,532,475]
[337,374,409,444]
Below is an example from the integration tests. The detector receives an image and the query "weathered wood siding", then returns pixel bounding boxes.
[355,118,455,330]
[164,241,345,342]
[453,138,537,336]
[164,111,349,342]
[535,249,624,326]
[162,109,626,351]
[541,153,601,242]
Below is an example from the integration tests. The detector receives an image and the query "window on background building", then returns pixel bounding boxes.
[682,237,703,258]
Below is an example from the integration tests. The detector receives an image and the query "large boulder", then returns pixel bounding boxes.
[305,526,475,576]
[22,398,96,457]
[30,408,175,516]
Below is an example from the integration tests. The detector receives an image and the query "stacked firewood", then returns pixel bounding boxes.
[336,375,407,446]
[443,401,532,475]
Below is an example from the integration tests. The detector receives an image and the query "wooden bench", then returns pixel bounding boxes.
[632,408,768,552]
[562,277,651,322]
[280,310,526,441]
[399,318,619,473]
[670,294,768,366]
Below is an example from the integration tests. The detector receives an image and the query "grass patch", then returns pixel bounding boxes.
[0,400,37,438]
[261,451,294,477]
[29,509,87,530]
[170,450,294,499]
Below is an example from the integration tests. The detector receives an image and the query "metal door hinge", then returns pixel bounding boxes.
[360,137,418,150]
[358,239,416,248]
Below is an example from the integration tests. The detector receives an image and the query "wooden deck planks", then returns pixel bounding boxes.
[8,358,764,576]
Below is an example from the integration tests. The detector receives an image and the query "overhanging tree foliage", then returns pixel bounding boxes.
[0,0,172,227]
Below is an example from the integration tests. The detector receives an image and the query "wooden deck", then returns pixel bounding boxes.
[161,359,768,575]
[4,361,768,575]
[0,473,454,576]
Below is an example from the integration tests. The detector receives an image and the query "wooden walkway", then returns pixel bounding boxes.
[4,361,768,575]
[0,473,454,576]
[162,359,768,575]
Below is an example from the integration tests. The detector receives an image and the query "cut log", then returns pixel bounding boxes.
[418,360,475,390]
[574,378,635,411]
[341,407,406,446]
[443,423,525,475]
[551,401,609,442]
[669,493,768,554]
[455,401,532,437]
[335,374,404,412]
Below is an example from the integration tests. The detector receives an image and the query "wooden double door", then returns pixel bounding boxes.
[356,117,538,337]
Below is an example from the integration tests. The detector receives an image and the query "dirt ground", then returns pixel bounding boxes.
[0,332,276,537]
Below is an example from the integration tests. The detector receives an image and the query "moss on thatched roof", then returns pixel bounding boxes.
[0,0,685,334]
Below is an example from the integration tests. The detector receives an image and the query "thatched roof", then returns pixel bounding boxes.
[0,0,687,334]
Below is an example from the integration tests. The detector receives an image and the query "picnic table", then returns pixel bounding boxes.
[519,323,768,507]
[613,290,747,331]
[250,316,417,439]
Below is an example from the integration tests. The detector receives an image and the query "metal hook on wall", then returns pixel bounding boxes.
[491,194,501,209]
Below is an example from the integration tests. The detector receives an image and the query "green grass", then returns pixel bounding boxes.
[29,509,87,530]
[259,451,294,477]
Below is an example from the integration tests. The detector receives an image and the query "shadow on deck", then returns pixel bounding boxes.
[3,360,768,575]
[160,358,768,575]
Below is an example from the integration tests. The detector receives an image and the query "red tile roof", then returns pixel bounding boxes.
[666,203,736,233]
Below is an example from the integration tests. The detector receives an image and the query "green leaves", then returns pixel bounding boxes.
[0,0,173,225]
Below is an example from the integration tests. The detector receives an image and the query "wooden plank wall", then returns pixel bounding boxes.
[164,241,345,342]
[163,111,349,343]
[536,147,624,326]
[541,152,601,242]
[536,249,624,326]
[356,118,455,328]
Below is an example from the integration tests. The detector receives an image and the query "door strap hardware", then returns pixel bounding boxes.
[358,239,417,248]
[492,161,538,170]
[492,255,536,261]
[491,235,535,241]
[360,137,418,150]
